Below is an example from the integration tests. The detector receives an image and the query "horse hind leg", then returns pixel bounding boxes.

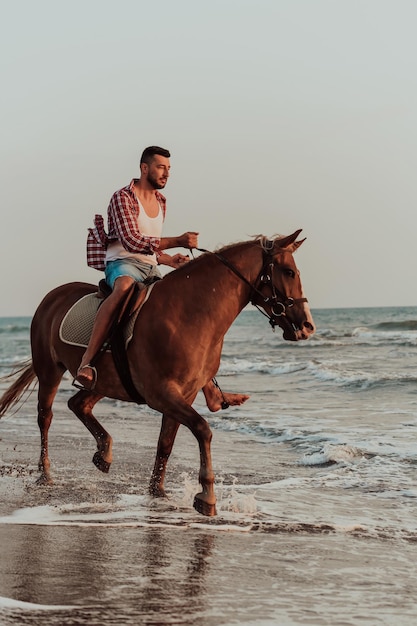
[36,373,64,485]
[67,390,113,473]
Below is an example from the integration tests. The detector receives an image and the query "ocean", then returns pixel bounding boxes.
[1,306,417,625]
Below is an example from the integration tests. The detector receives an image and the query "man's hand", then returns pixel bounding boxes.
[170,253,190,268]
[158,252,190,268]
[176,231,199,249]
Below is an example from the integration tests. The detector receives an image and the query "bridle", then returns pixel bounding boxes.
[192,244,308,331]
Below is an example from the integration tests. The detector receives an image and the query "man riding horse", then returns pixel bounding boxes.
[75,145,249,411]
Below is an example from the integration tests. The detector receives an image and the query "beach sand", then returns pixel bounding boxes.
[1,388,417,626]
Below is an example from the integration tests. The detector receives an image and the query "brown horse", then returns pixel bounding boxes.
[0,231,315,516]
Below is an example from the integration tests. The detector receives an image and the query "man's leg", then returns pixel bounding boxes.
[75,276,135,388]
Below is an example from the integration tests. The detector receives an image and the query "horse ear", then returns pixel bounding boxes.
[276,229,303,250]
[292,237,306,252]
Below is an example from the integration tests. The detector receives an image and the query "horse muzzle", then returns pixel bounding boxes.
[279,314,315,342]
[294,320,315,340]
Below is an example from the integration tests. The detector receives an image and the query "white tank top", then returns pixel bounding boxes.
[106,201,163,265]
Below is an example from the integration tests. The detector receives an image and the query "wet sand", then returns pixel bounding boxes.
[1,391,417,625]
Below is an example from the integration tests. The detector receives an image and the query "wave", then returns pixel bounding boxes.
[218,356,417,389]
[300,444,369,466]
[219,358,308,376]
[369,320,417,332]
[306,327,417,347]
[0,596,73,611]
[0,502,364,536]
[209,413,334,448]
[352,326,417,346]
[2,495,417,544]
[0,355,31,367]
[307,360,417,389]
[0,323,30,334]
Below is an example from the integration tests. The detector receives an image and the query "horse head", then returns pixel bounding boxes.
[250,230,315,341]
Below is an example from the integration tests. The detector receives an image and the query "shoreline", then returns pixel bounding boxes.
[1,381,417,624]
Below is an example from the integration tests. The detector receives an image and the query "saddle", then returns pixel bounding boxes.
[98,276,158,317]
[60,277,160,401]
[104,280,149,402]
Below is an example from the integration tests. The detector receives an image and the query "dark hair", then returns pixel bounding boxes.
[140,146,171,165]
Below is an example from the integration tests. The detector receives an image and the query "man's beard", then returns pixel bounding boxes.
[147,173,166,190]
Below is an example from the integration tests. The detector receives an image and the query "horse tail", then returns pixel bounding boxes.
[0,360,37,417]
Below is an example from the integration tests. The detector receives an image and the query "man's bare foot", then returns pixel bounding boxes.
[73,364,97,390]
[203,385,250,412]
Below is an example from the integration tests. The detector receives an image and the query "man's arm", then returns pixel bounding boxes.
[159,232,199,251]
[110,189,161,255]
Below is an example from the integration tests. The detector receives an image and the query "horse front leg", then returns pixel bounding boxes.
[149,414,180,498]
[68,390,113,473]
[193,419,216,517]
[150,392,217,517]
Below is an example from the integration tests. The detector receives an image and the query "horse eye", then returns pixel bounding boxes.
[285,269,295,278]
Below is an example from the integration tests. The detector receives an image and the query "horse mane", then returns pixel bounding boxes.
[163,233,289,281]
[213,234,285,254]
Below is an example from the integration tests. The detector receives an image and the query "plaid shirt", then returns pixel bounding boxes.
[87,179,167,271]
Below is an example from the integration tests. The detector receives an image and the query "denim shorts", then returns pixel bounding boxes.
[105,258,162,290]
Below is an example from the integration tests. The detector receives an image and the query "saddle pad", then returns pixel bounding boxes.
[59,294,102,348]
[59,286,154,349]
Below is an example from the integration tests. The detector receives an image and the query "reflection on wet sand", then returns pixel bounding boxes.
[0,524,216,625]
[1,512,417,625]
[140,528,215,619]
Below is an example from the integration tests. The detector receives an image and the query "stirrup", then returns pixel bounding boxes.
[212,377,230,410]
[73,364,98,391]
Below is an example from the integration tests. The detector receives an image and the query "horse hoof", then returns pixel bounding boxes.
[149,484,167,498]
[93,451,111,473]
[36,474,53,486]
[193,494,217,517]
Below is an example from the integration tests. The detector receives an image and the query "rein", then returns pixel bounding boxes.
[191,246,308,331]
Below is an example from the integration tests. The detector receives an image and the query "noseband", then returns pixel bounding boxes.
[193,246,308,331]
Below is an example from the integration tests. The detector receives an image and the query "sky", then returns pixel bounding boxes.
[1,0,416,316]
